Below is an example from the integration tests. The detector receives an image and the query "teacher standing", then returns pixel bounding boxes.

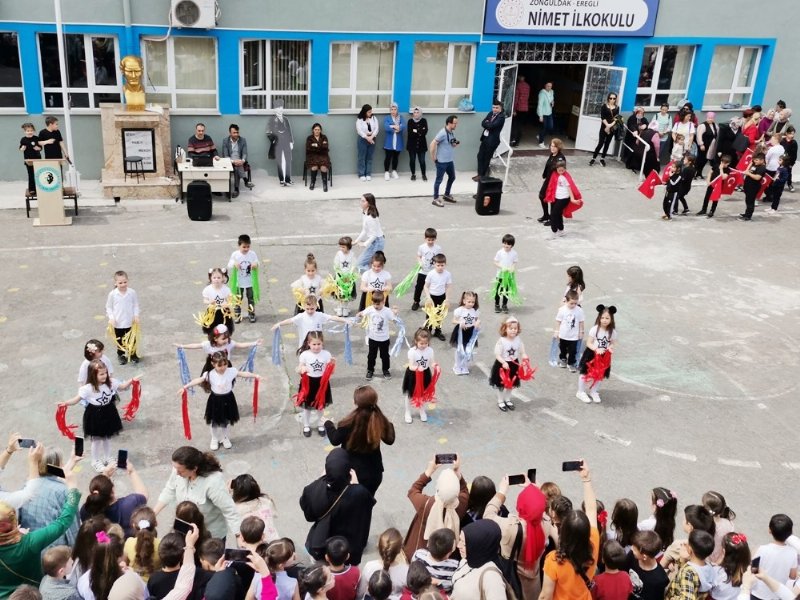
[590,93,620,166]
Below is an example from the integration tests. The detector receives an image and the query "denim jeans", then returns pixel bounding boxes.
[357,138,375,177]
[538,114,554,143]
[433,160,455,198]
[356,236,385,273]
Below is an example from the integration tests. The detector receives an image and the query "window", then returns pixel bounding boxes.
[142,37,217,111]
[0,33,24,109]
[38,33,119,109]
[635,45,694,108]
[496,42,614,64]
[410,43,474,110]
[241,40,309,112]
[329,42,394,111]
[703,46,761,109]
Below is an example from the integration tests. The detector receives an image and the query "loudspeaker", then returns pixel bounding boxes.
[475,176,503,215]
[186,180,212,221]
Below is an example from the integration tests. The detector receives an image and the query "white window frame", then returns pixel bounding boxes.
[702,46,762,110]
[410,42,476,112]
[38,33,121,113]
[0,32,26,113]
[141,36,219,114]
[329,41,396,113]
[240,38,311,113]
[635,45,695,109]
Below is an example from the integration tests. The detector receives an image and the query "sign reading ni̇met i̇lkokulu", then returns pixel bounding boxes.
[485,0,659,37]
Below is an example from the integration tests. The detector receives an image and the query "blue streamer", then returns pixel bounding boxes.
[464,328,480,361]
[575,340,584,366]
[271,328,283,366]
[176,348,194,396]
[548,337,559,367]
[390,317,409,357]
[344,324,353,365]
[239,345,258,374]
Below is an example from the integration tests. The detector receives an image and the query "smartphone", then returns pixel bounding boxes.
[74,437,84,458]
[435,453,457,465]
[508,474,526,486]
[562,460,583,472]
[224,548,251,562]
[117,449,128,470]
[527,468,537,484]
[46,464,66,478]
[18,439,36,449]
[173,518,193,536]
[751,556,761,574]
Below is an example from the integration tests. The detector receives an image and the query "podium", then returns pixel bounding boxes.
[26,159,72,226]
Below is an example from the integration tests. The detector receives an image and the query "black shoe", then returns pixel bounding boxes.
[365,371,374,380]
[737,215,751,221]
[505,400,515,411]
[302,427,312,438]
[672,211,678,215]
[411,174,416,181]
[497,403,508,412]
[502,306,509,314]
[600,159,606,167]
[119,356,128,365]
[443,195,456,203]
[422,174,428,181]
[541,220,550,226]
[696,210,706,216]
[232,190,239,198]
[494,305,501,313]
[411,302,420,311]
[317,427,326,437]
[681,209,690,215]
[536,216,548,223]
[131,356,140,364]
[589,159,596,166]
[383,370,392,380]
[435,332,446,341]
[707,212,715,218]
[249,314,257,323]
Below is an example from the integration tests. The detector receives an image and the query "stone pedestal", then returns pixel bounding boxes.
[100,103,178,200]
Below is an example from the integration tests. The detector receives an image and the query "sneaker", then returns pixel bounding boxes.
[365,371,374,381]
[245,182,255,189]
[681,209,690,215]
[453,366,462,375]
[432,199,444,207]
[541,219,550,226]
[360,176,366,182]
[435,332,446,341]
[366,175,372,181]
[249,313,257,323]
[391,170,399,179]
[335,306,343,316]
[696,210,706,216]
[590,391,602,403]
[558,360,568,368]
[502,306,509,314]
[302,427,311,438]
[672,211,678,215]
[342,307,351,317]
[131,356,140,364]
[737,215,751,221]
[411,174,417,181]
[285,180,294,186]
[764,208,775,214]
[661,215,672,220]
[494,305,501,313]
[222,438,232,449]
[234,315,243,324]
[92,460,105,473]
[210,439,219,451]
[556,230,566,237]
[422,174,428,181]
[589,159,596,166]
[538,143,546,149]
[600,159,606,167]
[411,302,420,311]
[568,365,577,373]
[497,403,508,412]
[119,356,128,365]
[788,185,794,192]
[318,426,326,437]
[404,412,412,424]
[576,391,592,404]
[706,213,715,218]
[443,195,456,203]
[384,172,391,181]
[505,400,515,410]
[536,216,548,223]
[419,409,428,422]
[232,190,240,198]
[383,370,392,380]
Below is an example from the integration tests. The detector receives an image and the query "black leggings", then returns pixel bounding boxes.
[550,197,570,232]
[408,150,426,176]
[384,150,400,171]
[592,128,614,159]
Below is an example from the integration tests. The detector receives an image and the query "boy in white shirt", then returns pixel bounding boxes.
[423,254,452,341]
[493,234,518,314]
[553,290,585,372]
[106,270,140,365]
[751,514,798,600]
[227,233,259,323]
[412,227,442,311]
[357,291,399,381]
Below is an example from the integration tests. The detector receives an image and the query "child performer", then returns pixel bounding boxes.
[78,339,113,385]
[674,154,696,215]
[662,162,681,221]
[450,291,480,375]
[554,290,585,372]
[295,331,335,437]
[19,122,41,194]
[179,351,261,450]
[175,323,262,376]
[765,153,790,214]
[106,271,140,365]
[696,155,732,218]
[780,126,796,192]
[201,267,235,335]
[563,265,586,304]
[272,295,349,349]
[333,236,357,317]
[402,328,438,424]
[412,228,442,312]
[738,152,766,221]
[493,234,518,314]
[359,251,392,312]
[227,233,259,324]
[544,158,583,239]
[292,253,324,314]
[357,290,399,381]
[59,359,139,472]
[489,316,529,413]
[576,304,617,404]
[670,135,685,164]
[422,253,452,342]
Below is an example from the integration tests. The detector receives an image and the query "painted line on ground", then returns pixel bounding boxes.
[781,462,800,470]
[540,408,577,426]
[511,391,533,403]
[594,430,631,446]
[654,448,697,462]
[717,458,762,468]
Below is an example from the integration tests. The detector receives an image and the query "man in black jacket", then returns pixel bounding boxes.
[474,101,506,180]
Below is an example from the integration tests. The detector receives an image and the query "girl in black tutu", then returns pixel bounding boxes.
[402,328,437,424]
[59,359,139,473]
[488,316,528,413]
[450,291,480,375]
[180,351,261,451]
[295,331,335,438]
[576,305,617,405]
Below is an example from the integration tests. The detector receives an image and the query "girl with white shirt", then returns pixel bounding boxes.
[356,104,379,181]
[292,253,325,314]
[488,316,529,413]
[175,323,262,377]
[295,331,335,438]
[355,193,385,273]
[402,329,438,424]
[544,159,582,240]
[202,267,235,336]
[359,251,392,311]
[711,532,750,600]
[450,291,480,375]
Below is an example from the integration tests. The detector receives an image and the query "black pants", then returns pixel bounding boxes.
[700,186,717,215]
[511,112,527,143]
[477,140,499,177]
[771,186,785,210]
[408,150,426,177]
[550,197,569,232]
[787,165,793,187]
[25,164,35,192]
[413,272,427,304]
[695,153,710,178]
[673,193,688,213]
[592,128,614,159]
[367,338,390,373]
[234,287,255,316]
[426,293,446,336]
[114,327,138,358]
[663,191,678,217]
[763,170,777,205]
[494,276,508,308]
[384,150,400,172]
[744,189,757,218]
[559,339,578,366]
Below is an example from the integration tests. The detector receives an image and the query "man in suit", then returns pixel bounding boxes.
[221,123,254,198]
[475,100,506,180]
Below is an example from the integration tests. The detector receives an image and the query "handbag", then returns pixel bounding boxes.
[305,485,349,559]
[495,523,523,600]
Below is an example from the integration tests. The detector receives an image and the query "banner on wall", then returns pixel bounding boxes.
[484,0,659,37]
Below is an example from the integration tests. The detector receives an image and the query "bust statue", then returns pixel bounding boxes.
[120,55,145,111]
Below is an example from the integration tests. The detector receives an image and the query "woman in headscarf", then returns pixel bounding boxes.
[406,106,429,181]
[717,116,745,164]
[403,455,468,561]
[624,107,648,170]
[451,520,506,600]
[636,121,661,176]
[299,448,375,565]
[485,476,548,600]
[695,112,719,178]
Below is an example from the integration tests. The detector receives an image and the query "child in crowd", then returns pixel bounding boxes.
[765,133,784,177]
[659,505,716,572]
[227,233,260,324]
[697,155,732,218]
[400,561,433,600]
[450,291,480,376]
[202,267,234,335]
[412,228,442,312]
[423,254,452,341]
[489,316,529,412]
[175,323,262,376]
[750,515,797,600]
[303,563,337,600]
[359,251,392,312]
[59,360,138,472]
[357,290,399,381]
[78,339,113,385]
[106,270,140,365]
[296,331,335,438]
[670,136,685,164]
[367,571,393,600]
[664,530,715,600]
[564,265,585,304]
[554,290,585,373]
[230,474,278,543]
[272,294,349,349]
[266,538,300,600]
[592,541,632,600]
[292,253,324,314]
[638,487,678,550]
[493,234,518,314]
[411,528,459,593]
[199,537,224,571]
[333,236,357,317]
[19,122,41,194]
[674,154,696,215]
[709,532,750,600]
[123,506,161,581]
[238,515,267,553]
[662,162,682,220]
[701,491,736,564]
[766,154,790,213]
[780,126,796,191]
[149,531,212,599]
[325,536,360,600]
[739,152,766,221]
[609,499,639,550]
[576,304,616,404]
[179,350,262,451]
[39,545,79,599]
[39,115,68,159]
[402,328,437,424]
[626,530,669,600]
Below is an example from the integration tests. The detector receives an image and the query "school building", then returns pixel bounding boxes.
[0,0,796,182]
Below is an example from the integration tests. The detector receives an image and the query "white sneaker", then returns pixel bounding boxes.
[556,230,566,237]
[366,175,371,181]
[391,170,399,179]
[576,391,592,404]
[210,439,219,450]
[568,365,577,373]
[404,412,412,424]
[539,143,546,149]
[343,307,351,316]
[222,438,232,449]
[590,391,602,403]
[335,306,343,316]
[419,409,428,422]
[384,171,391,181]
[359,176,366,182]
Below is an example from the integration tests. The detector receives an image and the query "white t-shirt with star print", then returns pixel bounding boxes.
[407,346,434,371]
[292,274,323,298]
[202,284,232,306]
[453,307,479,328]
[79,379,121,407]
[494,336,524,362]
[298,349,332,378]
[361,268,392,292]
[334,250,355,273]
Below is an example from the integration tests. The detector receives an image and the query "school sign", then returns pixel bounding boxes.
[485,0,660,37]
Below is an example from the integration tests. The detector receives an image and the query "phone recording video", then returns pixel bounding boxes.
[562,460,583,472]
[435,453,457,465]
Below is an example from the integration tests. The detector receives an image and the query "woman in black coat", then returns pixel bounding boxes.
[406,106,429,181]
[624,107,649,170]
[537,138,566,226]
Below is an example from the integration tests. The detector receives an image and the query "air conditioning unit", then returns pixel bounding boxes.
[171,0,217,29]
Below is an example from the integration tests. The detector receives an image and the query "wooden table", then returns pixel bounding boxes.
[176,157,233,200]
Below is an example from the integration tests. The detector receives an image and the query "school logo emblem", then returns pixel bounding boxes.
[35,165,61,192]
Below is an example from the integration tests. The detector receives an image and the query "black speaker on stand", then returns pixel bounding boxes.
[475,176,503,215]
[186,180,213,221]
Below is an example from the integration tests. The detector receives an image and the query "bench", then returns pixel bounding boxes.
[25,187,79,219]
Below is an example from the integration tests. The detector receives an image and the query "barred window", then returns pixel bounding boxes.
[242,40,309,112]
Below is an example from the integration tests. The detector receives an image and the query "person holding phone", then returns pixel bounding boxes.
[0,433,46,510]
[79,459,149,539]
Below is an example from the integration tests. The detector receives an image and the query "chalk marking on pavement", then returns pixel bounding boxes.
[654,448,697,462]
[510,391,532,403]
[717,458,761,468]
[594,430,631,446]
[781,462,800,470]
[540,408,577,427]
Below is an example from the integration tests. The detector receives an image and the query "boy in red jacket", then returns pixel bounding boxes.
[592,541,633,600]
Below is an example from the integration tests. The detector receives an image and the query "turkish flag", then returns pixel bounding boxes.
[709,176,723,202]
[736,148,754,172]
[757,174,773,200]
[661,162,674,184]
[638,170,662,199]
[730,169,745,188]
[722,173,738,196]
